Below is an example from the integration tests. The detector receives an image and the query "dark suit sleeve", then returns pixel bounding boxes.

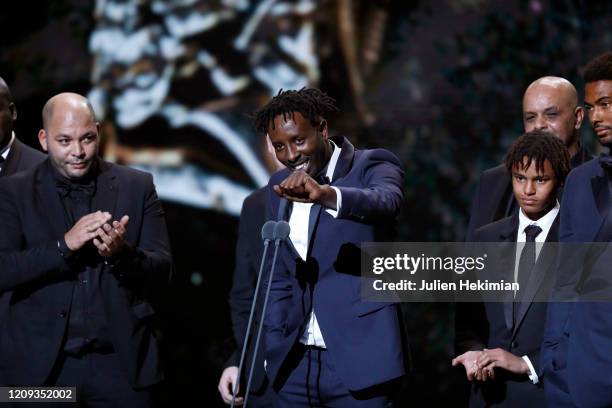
[228,195,260,364]
[108,174,173,293]
[0,181,67,293]
[336,149,404,221]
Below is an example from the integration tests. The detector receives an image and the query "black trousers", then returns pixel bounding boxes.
[8,351,159,408]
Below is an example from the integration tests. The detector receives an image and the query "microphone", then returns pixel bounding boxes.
[273,220,290,243]
[261,220,276,243]
[242,220,291,408]
[231,220,277,408]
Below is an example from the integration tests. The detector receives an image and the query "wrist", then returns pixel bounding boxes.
[319,185,337,209]
[58,238,74,260]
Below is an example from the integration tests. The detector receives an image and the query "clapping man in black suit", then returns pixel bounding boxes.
[0,92,172,407]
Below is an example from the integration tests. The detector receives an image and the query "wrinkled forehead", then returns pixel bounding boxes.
[523,85,574,110]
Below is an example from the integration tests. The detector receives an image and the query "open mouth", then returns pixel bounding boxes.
[293,160,309,171]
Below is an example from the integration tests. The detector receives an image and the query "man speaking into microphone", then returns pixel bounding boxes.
[253,88,406,407]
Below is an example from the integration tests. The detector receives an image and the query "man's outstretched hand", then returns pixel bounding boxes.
[274,170,336,209]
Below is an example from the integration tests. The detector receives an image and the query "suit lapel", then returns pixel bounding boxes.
[591,172,609,232]
[91,160,118,215]
[329,136,355,184]
[1,138,22,177]
[36,162,70,236]
[275,195,301,270]
[513,215,560,337]
[497,215,518,331]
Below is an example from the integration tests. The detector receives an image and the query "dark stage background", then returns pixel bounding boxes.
[1,0,611,406]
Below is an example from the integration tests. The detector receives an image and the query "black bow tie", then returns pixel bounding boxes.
[599,153,612,170]
[56,178,96,197]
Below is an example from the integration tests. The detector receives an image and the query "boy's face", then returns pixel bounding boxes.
[511,158,558,220]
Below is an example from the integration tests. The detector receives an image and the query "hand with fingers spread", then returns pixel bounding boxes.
[93,215,129,258]
[273,170,337,209]
[64,211,112,251]
[475,348,529,380]
[452,350,485,381]
[218,366,243,405]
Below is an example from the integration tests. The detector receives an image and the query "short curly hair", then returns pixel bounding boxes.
[583,52,612,84]
[505,130,571,185]
[253,88,339,134]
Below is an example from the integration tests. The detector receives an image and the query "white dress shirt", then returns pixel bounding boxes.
[290,140,342,348]
[514,201,559,385]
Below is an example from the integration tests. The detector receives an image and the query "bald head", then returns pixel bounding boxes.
[522,76,583,156]
[42,92,96,132]
[524,76,578,108]
[0,77,12,103]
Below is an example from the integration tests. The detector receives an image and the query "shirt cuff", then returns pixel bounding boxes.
[57,238,73,260]
[325,186,342,218]
[522,355,539,384]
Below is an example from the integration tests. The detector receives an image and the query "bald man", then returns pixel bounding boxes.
[0,93,172,407]
[463,76,592,242]
[0,76,45,177]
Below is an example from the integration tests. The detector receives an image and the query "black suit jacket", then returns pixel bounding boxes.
[459,214,559,408]
[465,146,592,241]
[223,187,268,393]
[0,137,46,177]
[0,159,173,388]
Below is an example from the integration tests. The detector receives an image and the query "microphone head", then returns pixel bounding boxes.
[274,220,291,240]
[261,220,277,241]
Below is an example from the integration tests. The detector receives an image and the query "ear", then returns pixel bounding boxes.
[574,106,584,130]
[318,119,328,139]
[38,129,48,152]
[9,102,17,121]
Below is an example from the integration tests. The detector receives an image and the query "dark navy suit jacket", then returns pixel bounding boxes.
[263,136,406,392]
[542,158,612,408]
[460,214,559,407]
[0,159,172,388]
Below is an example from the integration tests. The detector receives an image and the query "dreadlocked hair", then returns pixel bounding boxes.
[253,88,339,134]
[584,52,612,83]
[504,130,571,184]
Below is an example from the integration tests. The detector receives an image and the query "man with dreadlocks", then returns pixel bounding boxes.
[453,130,570,407]
[252,88,406,407]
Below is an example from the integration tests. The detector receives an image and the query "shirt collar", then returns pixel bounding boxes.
[0,131,16,160]
[518,200,559,237]
[324,139,341,181]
